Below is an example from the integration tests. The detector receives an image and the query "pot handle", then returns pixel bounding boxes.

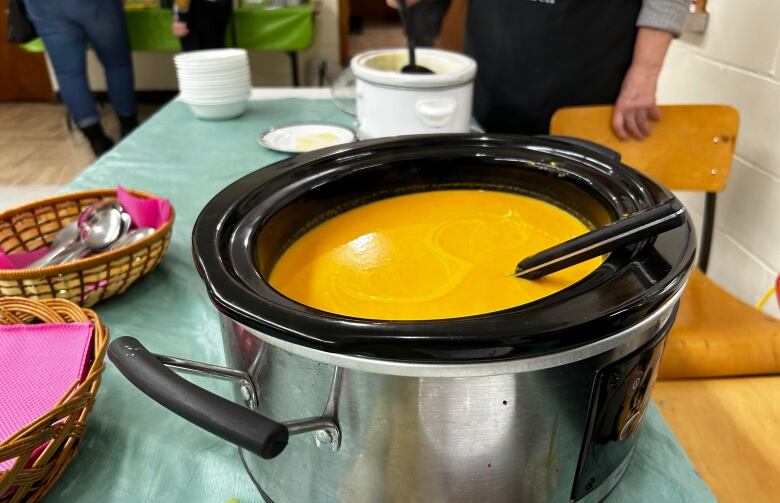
[537,135,621,162]
[414,98,457,128]
[108,336,289,460]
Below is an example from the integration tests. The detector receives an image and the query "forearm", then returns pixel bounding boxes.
[611,28,674,139]
[628,27,673,80]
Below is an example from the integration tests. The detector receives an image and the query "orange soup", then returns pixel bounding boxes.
[267,190,602,320]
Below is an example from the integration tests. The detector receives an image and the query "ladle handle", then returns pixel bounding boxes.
[109,337,289,460]
[515,199,687,280]
[396,0,416,67]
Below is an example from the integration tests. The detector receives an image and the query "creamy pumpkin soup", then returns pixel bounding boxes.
[267,190,602,320]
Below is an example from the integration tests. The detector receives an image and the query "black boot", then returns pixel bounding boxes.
[118,114,139,138]
[80,123,114,157]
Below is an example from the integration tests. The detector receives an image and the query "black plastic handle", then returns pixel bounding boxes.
[516,199,686,280]
[108,336,289,459]
[536,135,622,162]
[397,0,414,66]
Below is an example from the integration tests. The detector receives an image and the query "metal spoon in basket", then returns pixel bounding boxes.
[27,221,80,268]
[515,199,687,280]
[52,201,127,264]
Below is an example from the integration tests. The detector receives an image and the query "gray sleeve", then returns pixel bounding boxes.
[636,0,689,37]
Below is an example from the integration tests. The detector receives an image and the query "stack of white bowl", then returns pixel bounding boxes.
[174,49,251,120]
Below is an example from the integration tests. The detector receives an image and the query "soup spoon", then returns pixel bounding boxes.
[27,221,80,268]
[109,227,155,250]
[515,199,687,280]
[54,202,125,264]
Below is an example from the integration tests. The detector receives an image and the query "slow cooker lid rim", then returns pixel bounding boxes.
[193,134,694,362]
[351,48,477,88]
[203,273,688,365]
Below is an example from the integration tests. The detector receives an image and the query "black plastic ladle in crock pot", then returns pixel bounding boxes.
[109,134,695,503]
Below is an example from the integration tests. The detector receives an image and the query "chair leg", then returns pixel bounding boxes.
[288,52,300,87]
[698,192,717,273]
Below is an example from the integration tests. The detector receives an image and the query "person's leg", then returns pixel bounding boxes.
[209,0,232,49]
[179,0,203,51]
[24,0,98,126]
[23,0,114,154]
[78,0,138,136]
[187,0,231,50]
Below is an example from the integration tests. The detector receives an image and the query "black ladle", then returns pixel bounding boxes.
[515,199,687,280]
[397,0,434,74]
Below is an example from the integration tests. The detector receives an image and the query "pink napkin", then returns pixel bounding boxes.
[117,186,172,230]
[0,322,94,472]
[0,248,51,269]
[0,187,172,270]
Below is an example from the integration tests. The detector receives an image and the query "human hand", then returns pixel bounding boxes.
[386,0,424,8]
[172,20,189,38]
[612,65,661,140]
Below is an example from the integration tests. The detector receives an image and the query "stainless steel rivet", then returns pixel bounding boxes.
[240,385,252,403]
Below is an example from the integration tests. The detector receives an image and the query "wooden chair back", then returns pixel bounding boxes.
[550,104,740,192]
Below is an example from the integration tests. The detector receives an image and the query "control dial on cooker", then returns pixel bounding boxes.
[572,335,666,500]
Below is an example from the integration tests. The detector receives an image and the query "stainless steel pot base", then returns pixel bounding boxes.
[239,447,275,503]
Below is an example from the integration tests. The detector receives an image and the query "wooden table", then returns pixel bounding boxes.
[653,376,780,502]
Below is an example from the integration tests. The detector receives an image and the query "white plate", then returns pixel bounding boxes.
[258,123,357,153]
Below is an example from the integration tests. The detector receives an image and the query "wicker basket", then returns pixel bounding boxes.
[0,297,108,503]
[0,189,174,307]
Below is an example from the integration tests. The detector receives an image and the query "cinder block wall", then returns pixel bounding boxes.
[658,0,780,318]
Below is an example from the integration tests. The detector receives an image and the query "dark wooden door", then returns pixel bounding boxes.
[0,0,54,101]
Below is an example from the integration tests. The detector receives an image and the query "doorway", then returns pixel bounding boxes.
[0,0,53,101]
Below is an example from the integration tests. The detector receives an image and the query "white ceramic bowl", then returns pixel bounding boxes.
[180,87,250,98]
[185,100,248,120]
[177,77,251,89]
[176,70,250,84]
[175,64,249,74]
[178,79,250,89]
[180,92,251,105]
[174,48,247,65]
[175,60,248,73]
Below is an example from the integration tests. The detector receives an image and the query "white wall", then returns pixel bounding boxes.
[657,0,780,318]
[79,0,341,90]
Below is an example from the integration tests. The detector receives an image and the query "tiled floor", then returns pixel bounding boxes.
[0,102,158,211]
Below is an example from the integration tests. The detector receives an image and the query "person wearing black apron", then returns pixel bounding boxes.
[172,0,233,51]
[397,0,687,139]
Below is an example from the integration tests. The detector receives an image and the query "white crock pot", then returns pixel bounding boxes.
[349,48,477,139]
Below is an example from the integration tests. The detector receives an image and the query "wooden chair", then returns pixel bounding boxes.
[550,105,780,379]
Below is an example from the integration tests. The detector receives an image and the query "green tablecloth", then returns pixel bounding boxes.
[22,5,314,53]
[41,98,715,502]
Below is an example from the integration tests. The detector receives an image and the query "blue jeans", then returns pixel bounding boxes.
[24,0,136,127]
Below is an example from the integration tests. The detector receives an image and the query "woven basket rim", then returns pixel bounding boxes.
[0,297,107,500]
[0,188,176,281]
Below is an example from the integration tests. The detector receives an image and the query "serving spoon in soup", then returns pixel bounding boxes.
[515,199,687,280]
